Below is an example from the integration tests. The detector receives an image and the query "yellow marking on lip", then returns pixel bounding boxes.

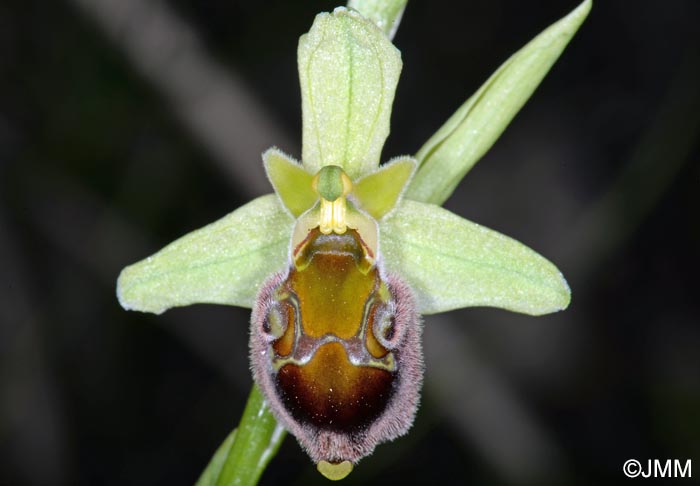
[317,460,353,480]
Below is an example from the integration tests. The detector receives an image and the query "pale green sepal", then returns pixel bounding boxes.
[380,200,571,315]
[298,8,402,180]
[408,0,592,205]
[347,0,408,40]
[352,156,416,219]
[117,195,292,314]
[263,148,316,217]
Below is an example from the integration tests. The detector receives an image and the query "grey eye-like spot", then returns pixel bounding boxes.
[382,316,395,341]
[263,304,287,340]
[373,304,402,350]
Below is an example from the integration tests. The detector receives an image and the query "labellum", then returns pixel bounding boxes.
[251,164,422,480]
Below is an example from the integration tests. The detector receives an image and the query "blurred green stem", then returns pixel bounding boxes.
[197,385,286,486]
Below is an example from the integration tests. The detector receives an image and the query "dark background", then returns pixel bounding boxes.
[1,0,699,484]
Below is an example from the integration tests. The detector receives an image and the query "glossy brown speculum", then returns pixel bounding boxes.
[269,229,396,434]
[276,344,393,433]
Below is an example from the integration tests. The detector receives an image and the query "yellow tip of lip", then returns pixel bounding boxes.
[317,460,353,480]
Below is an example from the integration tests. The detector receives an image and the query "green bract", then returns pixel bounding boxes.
[408,0,592,205]
[117,1,590,484]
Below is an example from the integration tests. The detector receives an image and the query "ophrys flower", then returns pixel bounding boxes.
[117,1,590,481]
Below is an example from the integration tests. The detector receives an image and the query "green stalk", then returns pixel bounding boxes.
[197,385,286,486]
[347,0,408,39]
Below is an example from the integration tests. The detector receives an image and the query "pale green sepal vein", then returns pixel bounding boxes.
[347,0,408,40]
[380,200,571,315]
[298,7,402,180]
[352,156,416,219]
[263,148,316,217]
[197,385,287,486]
[117,195,292,314]
[408,0,592,205]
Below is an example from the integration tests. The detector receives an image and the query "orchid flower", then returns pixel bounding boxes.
[117,0,590,482]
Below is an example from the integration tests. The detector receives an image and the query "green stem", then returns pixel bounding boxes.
[347,0,408,40]
[197,385,286,486]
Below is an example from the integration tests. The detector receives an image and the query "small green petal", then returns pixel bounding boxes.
[117,195,292,314]
[346,0,408,40]
[298,7,402,180]
[380,200,570,315]
[352,156,416,219]
[263,148,316,217]
[408,0,592,205]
